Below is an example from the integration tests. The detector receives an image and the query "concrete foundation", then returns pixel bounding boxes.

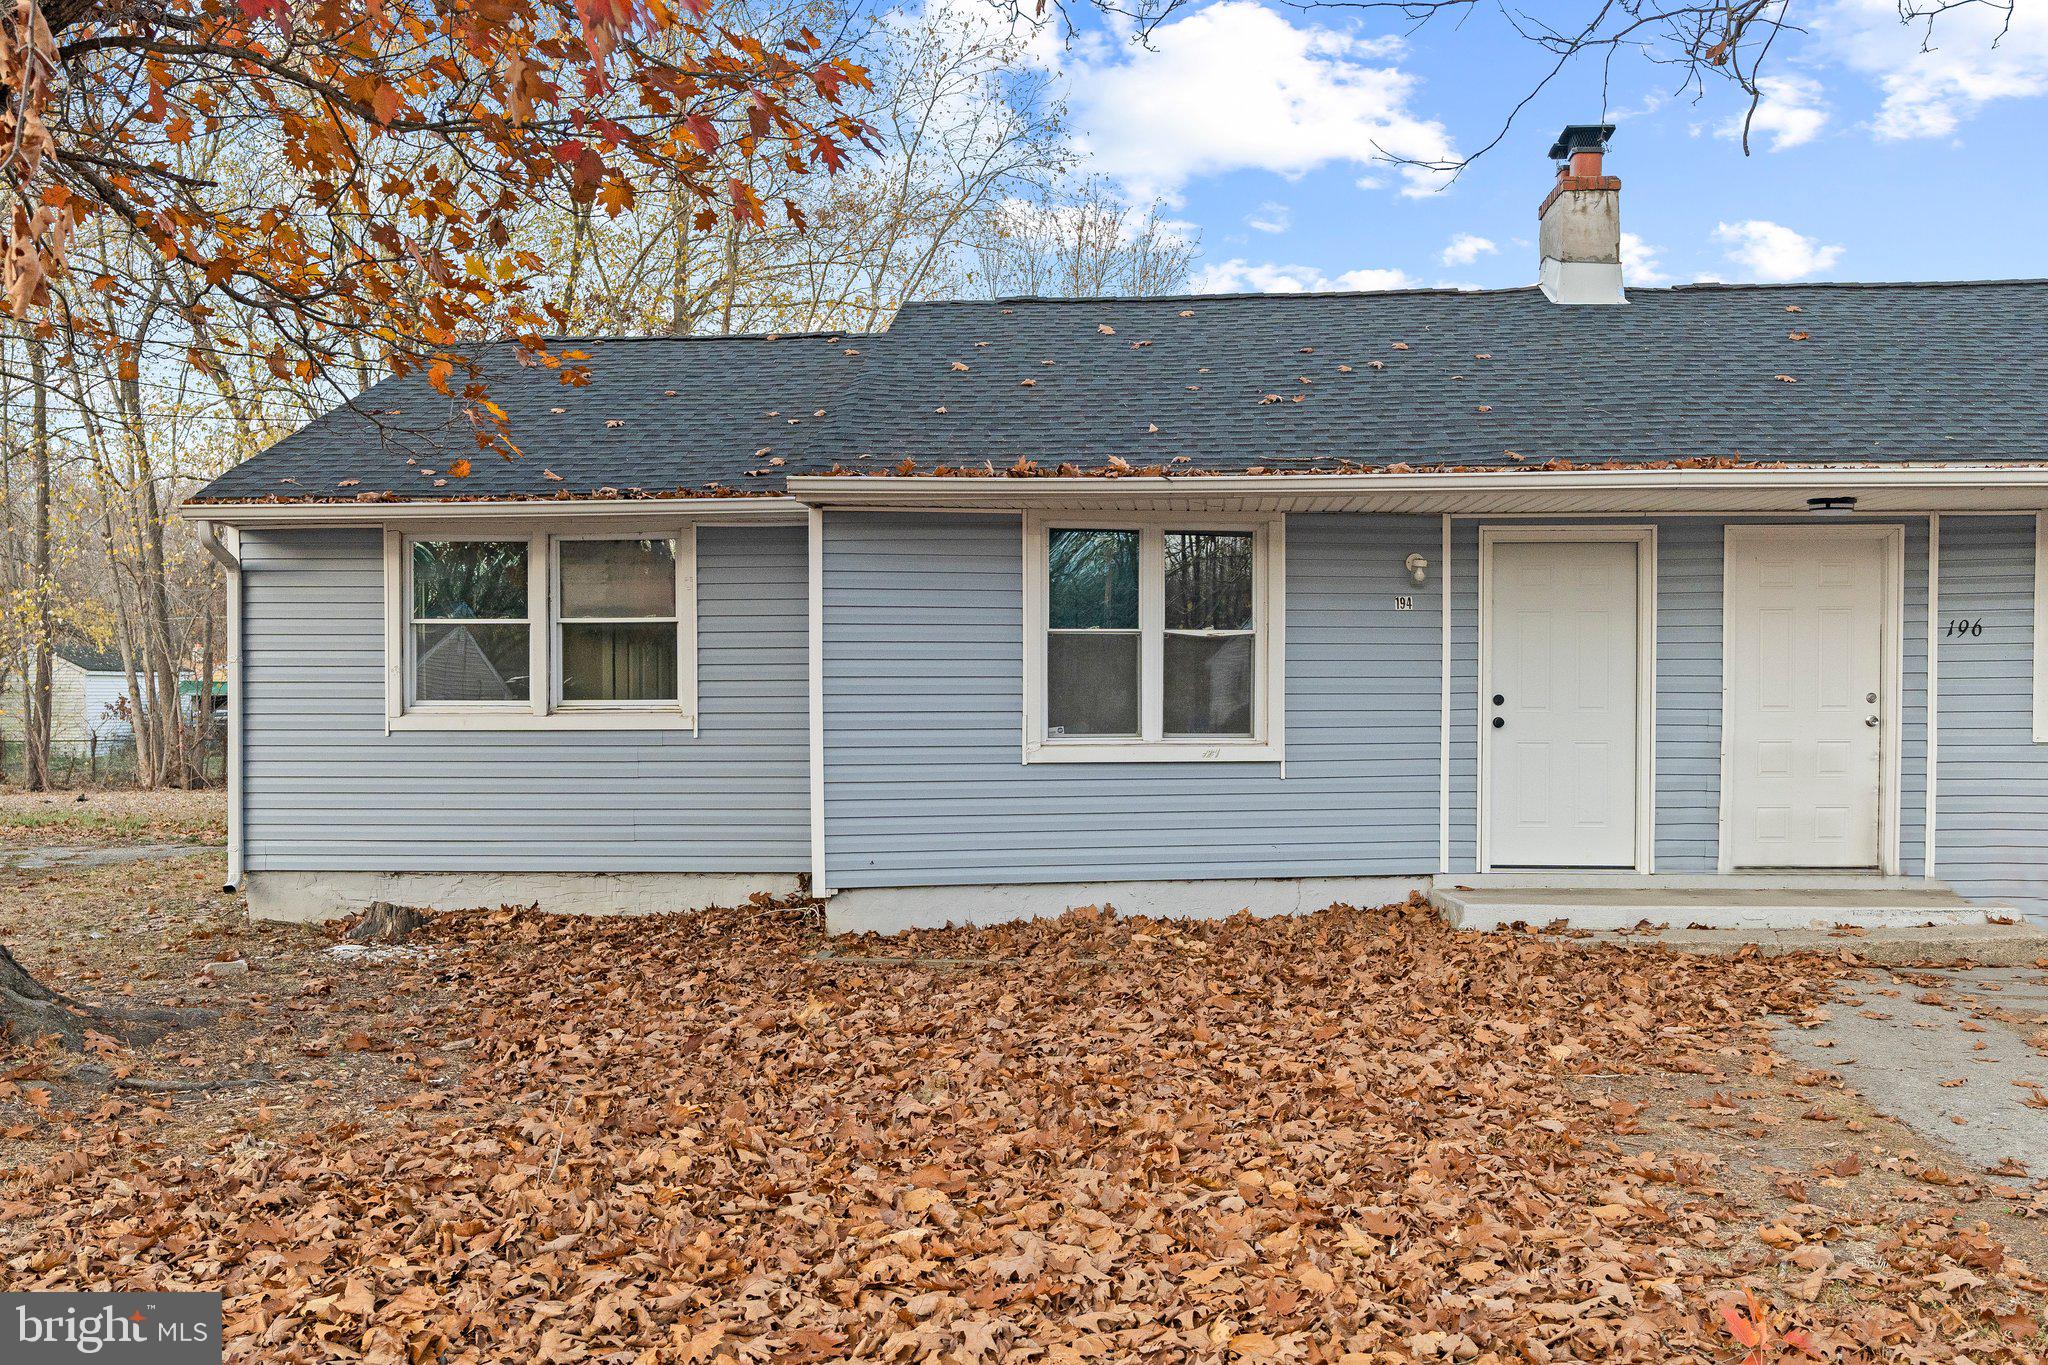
[244,869,805,923]
[1432,873,2005,932]
[822,876,1428,936]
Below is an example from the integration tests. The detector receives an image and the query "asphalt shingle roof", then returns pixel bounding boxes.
[191,278,2048,503]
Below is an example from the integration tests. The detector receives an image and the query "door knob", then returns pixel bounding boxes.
[1492,717,1505,729]
[1865,716,1880,727]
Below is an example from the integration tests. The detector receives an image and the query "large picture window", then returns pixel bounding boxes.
[1026,515,1283,763]
[388,527,697,730]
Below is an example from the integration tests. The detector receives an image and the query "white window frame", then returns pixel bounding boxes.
[1022,511,1285,764]
[550,532,695,715]
[384,524,698,732]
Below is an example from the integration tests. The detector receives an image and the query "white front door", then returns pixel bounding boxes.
[1725,527,1891,869]
[1484,537,1643,869]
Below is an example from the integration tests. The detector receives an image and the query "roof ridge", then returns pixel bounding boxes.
[894,277,2048,311]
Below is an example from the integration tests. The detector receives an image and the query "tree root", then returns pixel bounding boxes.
[69,1062,273,1092]
[1,941,214,1050]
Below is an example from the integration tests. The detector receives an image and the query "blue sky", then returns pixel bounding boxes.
[1031,0,2046,291]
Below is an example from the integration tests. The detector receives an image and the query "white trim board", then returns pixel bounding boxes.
[1475,525,1658,875]
[1717,523,1906,876]
[808,507,828,896]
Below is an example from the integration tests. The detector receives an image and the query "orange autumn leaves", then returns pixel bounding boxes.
[0,0,871,458]
[7,897,2045,1361]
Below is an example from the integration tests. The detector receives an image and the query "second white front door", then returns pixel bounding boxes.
[1724,527,1891,869]
[1484,536,1644,869]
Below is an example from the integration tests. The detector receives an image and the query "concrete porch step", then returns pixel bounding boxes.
[1432,877,2005,932]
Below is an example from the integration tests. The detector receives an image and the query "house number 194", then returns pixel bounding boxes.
[1944,617,1985,638]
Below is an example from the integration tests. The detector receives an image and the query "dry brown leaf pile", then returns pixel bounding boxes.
[4,897,2045,1363]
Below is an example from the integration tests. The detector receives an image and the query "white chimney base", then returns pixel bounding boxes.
[1540,257,1625,306]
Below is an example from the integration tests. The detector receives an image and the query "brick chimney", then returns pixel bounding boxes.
[1538,123,1624,305]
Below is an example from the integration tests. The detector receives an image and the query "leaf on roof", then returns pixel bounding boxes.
[1258,394,1280,405]
[950,361,969,372]
[1368,360,1386,370]
[337,479,359,488]
[934,406,947,414]
[542,469,563,480]
[842,348,861,356]
[754,447,771,458]
[1186,385,1201,391]
[1476,405,1492,413]
[1096,324,1115,335]
[1785,305,1803,313]
[1788,331,1810,341]
[1177,310,1194,318]
[767,457,785,467]
[1131,341,1151,349]
[974,341,990,348]
[606,418,626,427]
[550,406,567,414]
[1020,378,1036,387]
[1337,365,1353,374]
[432,478,447,487]
[1146,424,1159,434]
[447,459,471,478]
[1108,455,1131,473]
[1774,374,1798,384]
[1297,376,1312,385]
[1298,347,1314,354]
[1391,342,1409,351]
[1505,450,1523,461]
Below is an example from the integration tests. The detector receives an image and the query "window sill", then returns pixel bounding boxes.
[389,710,697,733]
[1023,739,1282,764]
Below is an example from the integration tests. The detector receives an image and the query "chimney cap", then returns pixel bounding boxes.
[1548,123,1616,161]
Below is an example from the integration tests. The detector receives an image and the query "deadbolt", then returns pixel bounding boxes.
[1866,691,1878,704]
[1492,694,1505,706]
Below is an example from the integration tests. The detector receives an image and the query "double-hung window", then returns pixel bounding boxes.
[1025,514,1283,762]
[388,527,697,730]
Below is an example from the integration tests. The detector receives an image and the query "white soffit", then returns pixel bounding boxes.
[786,467,2048,516]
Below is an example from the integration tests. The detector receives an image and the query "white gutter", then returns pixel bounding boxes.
[786,465,2048,512]
[192,520,246,893]
[176,495,806,527]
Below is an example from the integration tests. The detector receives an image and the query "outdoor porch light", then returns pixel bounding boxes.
[1404,553,1430,585]
[1807,495,1858,516]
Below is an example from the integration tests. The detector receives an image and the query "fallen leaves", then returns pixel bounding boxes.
[5,896,2041,1363]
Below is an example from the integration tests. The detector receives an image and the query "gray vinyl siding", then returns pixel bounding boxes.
[820,512,1443,888]
[1934,515,2048,921]
[1449,517,1928,875]
[238,525,809,872]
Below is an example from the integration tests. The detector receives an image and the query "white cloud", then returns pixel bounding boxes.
[1620,231,1670,285]
[1718,74,1832,150]
[1190,259,1418,293]
[1247,201,1291,234]
[1712,219,1844,281]
[1439,232,1497,266]
[1048,1,1459,201]
[1818,0,2048,138]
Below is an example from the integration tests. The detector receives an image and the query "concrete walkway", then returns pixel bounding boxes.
[1542,921,2048,966]
[0,842,213,873]
[1775,965,2048,1175]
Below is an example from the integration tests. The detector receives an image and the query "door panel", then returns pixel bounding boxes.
[1725,529,1888,869]
[1485,538,1641,868]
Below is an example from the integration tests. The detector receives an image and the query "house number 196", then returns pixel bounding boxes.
[1944,617,1985,637]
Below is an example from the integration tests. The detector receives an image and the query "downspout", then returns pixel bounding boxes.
[195,521,245,892]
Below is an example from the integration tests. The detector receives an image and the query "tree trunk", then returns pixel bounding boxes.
[25,337,53,791]
[0,942,209,1049]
